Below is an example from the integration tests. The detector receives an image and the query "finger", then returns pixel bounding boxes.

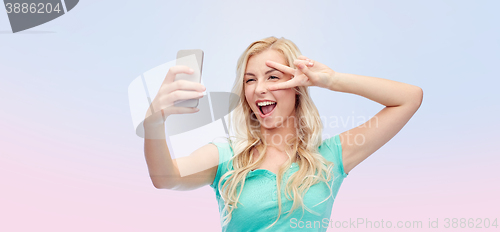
[295,58,314,67]
[265,60,295,75]
[296,62,315,78]
[297,55,313,63]
[268,79,302,91]
[293,59,308,67]
[163,90,204,106]
[163,106,200,116]
[163,65,194,84]
[163,79,206,94]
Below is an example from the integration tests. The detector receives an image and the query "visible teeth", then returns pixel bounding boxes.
[257,101,276,106]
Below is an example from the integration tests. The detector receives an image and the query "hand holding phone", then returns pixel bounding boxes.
[174,49,204,108]
[143,50,205,128]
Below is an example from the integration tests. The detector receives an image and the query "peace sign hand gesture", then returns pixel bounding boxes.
[266,55,337,91]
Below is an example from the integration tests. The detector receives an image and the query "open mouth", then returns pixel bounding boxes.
[257,101,277,118]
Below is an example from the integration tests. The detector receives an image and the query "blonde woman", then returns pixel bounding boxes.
[143,37,423,231]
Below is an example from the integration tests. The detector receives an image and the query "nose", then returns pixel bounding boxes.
[255,79,268,95]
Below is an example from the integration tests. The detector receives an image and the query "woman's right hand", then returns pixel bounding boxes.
[143,65,206,129]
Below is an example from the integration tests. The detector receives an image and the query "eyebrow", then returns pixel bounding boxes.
[244,68,282,76]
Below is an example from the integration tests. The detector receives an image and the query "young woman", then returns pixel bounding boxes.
[143,37,423,231]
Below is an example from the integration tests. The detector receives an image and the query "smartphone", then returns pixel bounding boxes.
[174,49,204,108]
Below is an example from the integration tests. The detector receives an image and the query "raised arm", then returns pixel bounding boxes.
[265,56,423,175]
[329,72,423,174]
[144,125,219,191]
[143,66,219,191]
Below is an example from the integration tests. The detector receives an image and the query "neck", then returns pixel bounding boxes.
[259,116,297,152]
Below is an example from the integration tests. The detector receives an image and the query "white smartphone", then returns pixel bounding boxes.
[174,49,204,108]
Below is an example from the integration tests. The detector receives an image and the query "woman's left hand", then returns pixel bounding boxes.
[266,55,337,91]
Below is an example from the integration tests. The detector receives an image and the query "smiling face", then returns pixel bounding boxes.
[244,49,297,130]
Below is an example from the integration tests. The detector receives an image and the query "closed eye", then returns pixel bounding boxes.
[245,76,278,83]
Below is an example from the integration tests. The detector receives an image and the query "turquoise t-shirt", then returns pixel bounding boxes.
[209,134,348,231]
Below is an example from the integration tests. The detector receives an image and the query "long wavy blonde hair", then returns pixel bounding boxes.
[218,36,335,228]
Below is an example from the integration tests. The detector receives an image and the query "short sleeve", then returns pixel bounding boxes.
[209,142,234,190]
[322,134,348,178]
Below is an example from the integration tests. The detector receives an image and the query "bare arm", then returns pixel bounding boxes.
[330,72,423,174]
[144,124,218,191]
[143,65,219,191]
[265,57,422,175]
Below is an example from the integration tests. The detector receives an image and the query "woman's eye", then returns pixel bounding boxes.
[269,75,279,80]
[245,79,255,83]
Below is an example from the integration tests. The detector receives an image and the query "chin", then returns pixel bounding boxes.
[258,114,286,130]
[260,119,278,129]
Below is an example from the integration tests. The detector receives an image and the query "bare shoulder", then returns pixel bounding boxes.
[187,143,220,167]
